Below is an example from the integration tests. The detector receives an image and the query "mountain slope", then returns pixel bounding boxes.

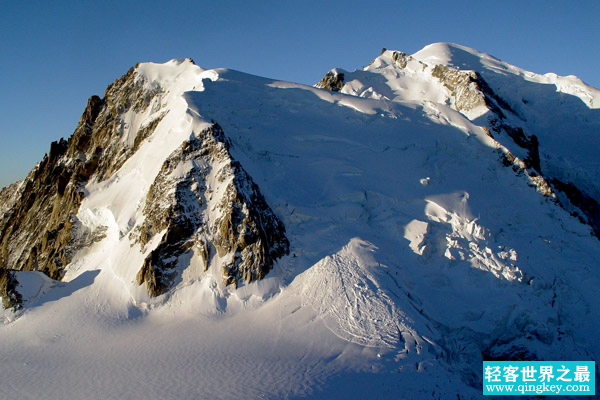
[318,42,600,237]
[1,46,599,399]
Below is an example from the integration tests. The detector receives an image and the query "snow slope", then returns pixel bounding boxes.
[1,46,600,399]
[331,43,600,202]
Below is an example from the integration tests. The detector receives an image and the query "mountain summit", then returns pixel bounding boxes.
[1,44,599,399]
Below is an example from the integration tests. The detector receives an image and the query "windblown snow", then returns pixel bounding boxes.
[1,46,599,399]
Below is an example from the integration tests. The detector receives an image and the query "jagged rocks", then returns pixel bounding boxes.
[391,51,411,68]
[0,65,164,286]
[0,149,84,280]
[431,62,600,239]
[0,269,21,310]
[0,181,24,224]
[488,120,542,173]
[432,64,518,118]
[137,255,169,298]
[431,64,542,174]
[68,68,164,183]
[431,65,488,114]
[214,164,289,285]
[135,124,289,296]
[315,71,345,92]
[493,139,555,198]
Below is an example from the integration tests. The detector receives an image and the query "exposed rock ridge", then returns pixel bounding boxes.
[134,123,289,297]
[428,63,542,175]
[480,127,555,198]
[431,64,516,117]
[316,52,599,237]
[550,179,600,238]
[432,63,600,238]
[0,66,164,282]
[391,51,412,69]
[315,71,345,92]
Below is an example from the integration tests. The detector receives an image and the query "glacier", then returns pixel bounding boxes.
[1,45,599,399]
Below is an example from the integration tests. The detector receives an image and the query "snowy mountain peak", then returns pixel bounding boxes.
[1,44,599,399]
[364,42,600,109]
[133,58,217,94]
[412,42,503,69]
[319,43,600,239]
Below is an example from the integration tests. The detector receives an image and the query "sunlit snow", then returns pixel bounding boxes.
[1,44,599,399]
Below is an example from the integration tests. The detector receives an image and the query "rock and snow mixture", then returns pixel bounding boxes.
[1,46,599,399]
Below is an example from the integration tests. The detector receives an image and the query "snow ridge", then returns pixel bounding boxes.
[294,238,417,349]
[1,44,599,399]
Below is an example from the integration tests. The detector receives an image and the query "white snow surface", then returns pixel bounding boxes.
[2,45,600,399]
[338,42,600,201]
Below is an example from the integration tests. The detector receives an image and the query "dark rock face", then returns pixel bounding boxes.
[316,71,345,92]
[0,66,163,283]
[134,124,289,297]
[488,120,541,173]
[551,179,600,239]
[0,269,21,310]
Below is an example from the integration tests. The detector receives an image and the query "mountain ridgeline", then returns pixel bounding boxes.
[1,45,599,397]
[317,48,599,238]
[0,59,289,305]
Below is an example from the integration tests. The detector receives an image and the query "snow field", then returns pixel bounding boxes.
[2,44,600,399]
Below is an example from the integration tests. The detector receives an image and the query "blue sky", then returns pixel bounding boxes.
[1,0,598,188]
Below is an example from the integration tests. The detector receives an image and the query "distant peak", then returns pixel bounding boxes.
[166,57,196,65]
[413,42,475,65]
[411,42,504,71]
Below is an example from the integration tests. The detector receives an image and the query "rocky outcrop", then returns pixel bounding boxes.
[0,66,163,284]
[431,63,600,237]
[431,64,518,118]
[391,51,411,69]
[66,67,164,183]
[430,63,544,176]
[0,269,21,310]
[315,71,345,92]
[496,147,555,198]
[0,140,85,279]
[432,65,491,115]
[134,123,289,296]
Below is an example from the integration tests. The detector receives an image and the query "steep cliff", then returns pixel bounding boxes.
[133,123,288,296]
[0,65,164,280]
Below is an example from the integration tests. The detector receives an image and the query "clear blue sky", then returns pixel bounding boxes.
[1,0,598,189]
